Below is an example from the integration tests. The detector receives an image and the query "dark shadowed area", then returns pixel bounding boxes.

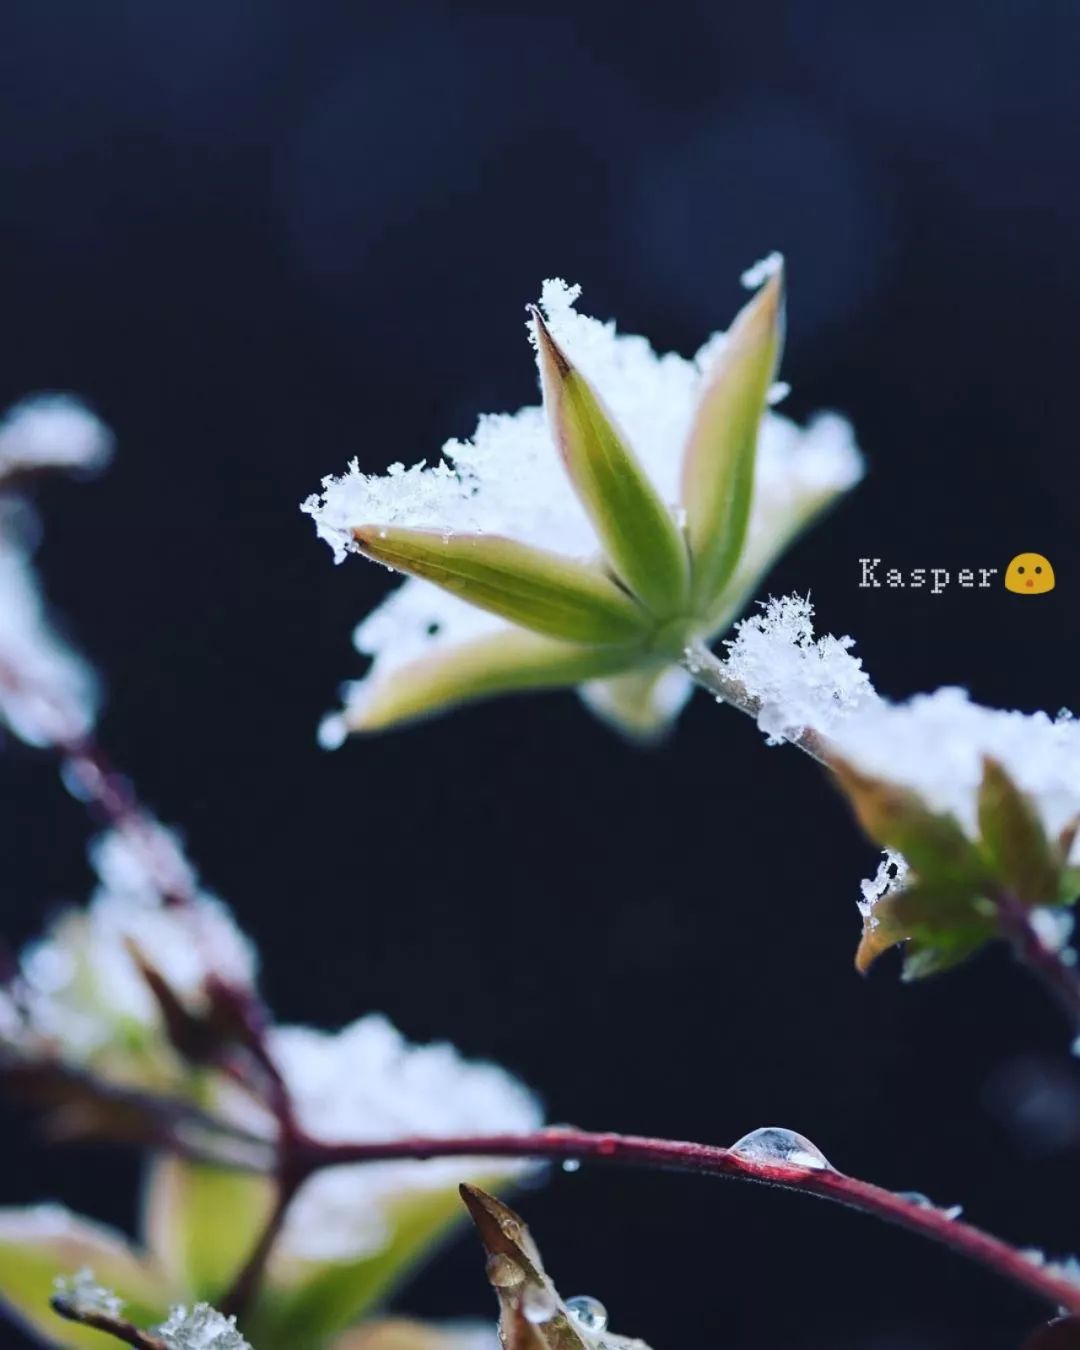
[2,2,1080,1347]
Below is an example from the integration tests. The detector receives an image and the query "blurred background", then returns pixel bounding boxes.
[1,1,1079,1346]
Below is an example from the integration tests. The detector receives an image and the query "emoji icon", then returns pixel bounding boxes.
[1004,552,1055,595]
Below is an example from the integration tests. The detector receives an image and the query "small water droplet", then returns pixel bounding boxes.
[522,1286,557,1324]
[317,713,348,751]
[896,1191,934,1209]
[942,1204,963,1221]
[561,1158,581,1173]
[486,1254,523,1288]
[728,1126,832,1171]
[566,1296,608,1333]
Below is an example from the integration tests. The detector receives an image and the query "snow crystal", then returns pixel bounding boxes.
[53,1268,124,1319]
[216,1013,542,1263]
[858,850,910,920]
[304,276,862,732]
[157,1304,251,1350]
[0,395,113,480]
[721,594,876,743]
[829,688,1080,860]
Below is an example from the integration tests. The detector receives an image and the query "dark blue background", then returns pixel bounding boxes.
[2,2,1079,1346]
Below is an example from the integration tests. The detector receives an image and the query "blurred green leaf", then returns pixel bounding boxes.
[835,760,985,888]
[331,1319,496,1350]
[0,1208,173,1348]
[900,925,997,981]
[855,881,994,977]
[977,758,1061,904]
[838,761,997,977]
[142,1156,275,1305]
[249,1184,477,1350]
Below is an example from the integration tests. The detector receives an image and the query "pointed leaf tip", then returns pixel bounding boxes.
[461,1187,589,1350]
[529,306,569,376]
[530,306,690,618]
[681,265,785,610]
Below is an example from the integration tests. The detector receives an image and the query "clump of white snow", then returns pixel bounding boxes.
[721,594,876,744]
[52,1268,125,1320]
[216,1013,542,1264]
[0,395,113,480]
[0,506,99,746]
[0,395,115,747]
[157,1304,252,1350]
[858,851,910,920]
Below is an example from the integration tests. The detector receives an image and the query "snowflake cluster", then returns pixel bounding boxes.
[52,1267,124,1320]
[720,594,877,743]
[157,1303,252,1349]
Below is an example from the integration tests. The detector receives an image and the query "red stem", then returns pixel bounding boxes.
[286,1126,1080,1314]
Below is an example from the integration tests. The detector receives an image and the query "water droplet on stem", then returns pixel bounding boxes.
[728,1126,832,1171]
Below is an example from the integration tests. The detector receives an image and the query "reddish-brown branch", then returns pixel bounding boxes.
[285,1126,1080,1314]
[219,1170,302,1320]
[0,653,197,907]
[59,734,198,907]
[50,1297,167,1348]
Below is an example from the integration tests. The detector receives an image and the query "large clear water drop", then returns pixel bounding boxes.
[566,1296,608,1333]
[728,1126,832,1171]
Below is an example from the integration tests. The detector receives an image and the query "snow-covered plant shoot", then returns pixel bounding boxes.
[2,263,1079,1349]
